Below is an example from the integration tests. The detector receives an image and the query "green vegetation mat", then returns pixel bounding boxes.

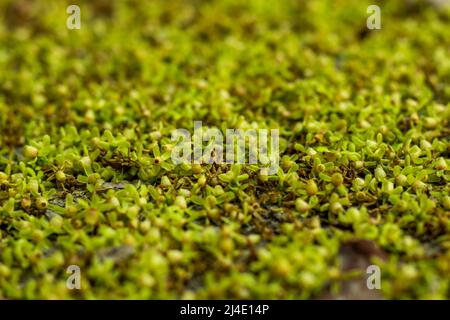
[0,0,449,299]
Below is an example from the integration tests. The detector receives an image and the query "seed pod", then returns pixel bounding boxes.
[435,157,447,170]
[109,196,120,207]
[331,173,344,186]
[28,180,39,194]
[396,174,408,186]
[56,171,66,182]
[85,208,99,225]
[396,200,408,212]
[330,202,343,214]
[150,131,162,141]
[35,197,48,210]
[0,172,8,182]
[259,168,269,182]
[50,216,63,229]
[375,166,386,180]
[272,258,291,277]
[32,230,44,242]
[354,161,364,169]
[353,178,365,189]
[315,163,325,173]
[88,173,101,184]
[139,220,151,234]
[345,207,361,224]
[191,164,202,174]
[197,175,207,187]
[220,238,234,253]
[24,145,38,159]
[443,196,450,210]
[80,156,91,167]
[160,176,172,188]
[305,180,318,196]
[65,206,77,216]
[174,196,187,210]
[21,198,32,210]
[295,198,309,212]
[167,250,183,263]
[412,180,426,191]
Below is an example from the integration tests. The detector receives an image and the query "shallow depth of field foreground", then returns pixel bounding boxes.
[0,0,449,299]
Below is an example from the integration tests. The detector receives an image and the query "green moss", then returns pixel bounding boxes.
[0,0,449,299]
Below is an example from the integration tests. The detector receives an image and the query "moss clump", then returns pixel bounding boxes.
[0,0,449,299]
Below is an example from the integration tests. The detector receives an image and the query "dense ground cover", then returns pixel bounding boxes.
[0,0,449,299]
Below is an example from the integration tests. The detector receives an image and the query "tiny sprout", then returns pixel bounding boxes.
[331,172,344,186]
[401,265,418,280]
[295,198,309,213]
[305,180,318,196]
[139,274,156,288]
[28,179,39,194]
[167,250,183,263]
[272,258,291,277]
[330,201,343,214]
[423,117,438,129]
[85,208,100,225]
[91,137,101,146]
[206,195,217,208]
[109,196,120,207]
[345,207,361,223]
[191,164,202,174]
[299,271,316,288]
[435,157,447,170]
[154,156,162,164]
[259,168,269,182]
[164,144,173,152]
[50,216,63,229]
[315,163,326,173]
[160,176,172,188]
[139,220,151,234]
[174,196,187,210]
[396,174,408,186]
[65,206,77,216]
[32,229,45,242]
[396,200,408,212]
[354,161,364,169]
[56,170,66,182]
[248,234,261,244]
[84,110,95,123]
[220,238,234,253]
[0,172,8,182]
[197,175,207,187]
[420,140,432,150]
[80,156,91,167]
[0,265,11,277]
[150,131,162,141]
[375,166,386,180]
[35,197,48,210]
[178,188,191,198]
[412,180,427,192]
[139,197,147,206]
[353,177,365,189]
[88,173,101,184]
[21,198,32,210]
[443,196,450,210]
[24,145,38,159]
[128,205,141,218]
